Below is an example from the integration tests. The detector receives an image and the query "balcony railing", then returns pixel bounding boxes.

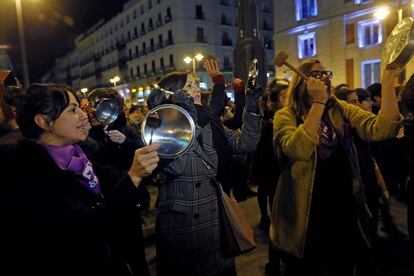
[196,35,207,43]
[101,62,118,72]
[165,39,174,46]
[221,38,233,46]
[80,71,95,80]
[195,12,205,20]
[221,18,231,26]
[156,42,164,50]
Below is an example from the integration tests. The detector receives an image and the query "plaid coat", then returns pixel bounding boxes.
[156,110,261,276]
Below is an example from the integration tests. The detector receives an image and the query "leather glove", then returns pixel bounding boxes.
[147,88,169,109]
[171,89,197,124]
[246,74,257,91]
[245,86,263,114]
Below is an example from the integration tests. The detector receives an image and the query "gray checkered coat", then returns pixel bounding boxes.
[156,110,261,276]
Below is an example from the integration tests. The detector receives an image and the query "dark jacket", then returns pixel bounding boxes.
[1,140,149,276]
[252,111,280,183]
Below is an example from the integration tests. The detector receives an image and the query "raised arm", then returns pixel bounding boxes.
[378,68,401,121]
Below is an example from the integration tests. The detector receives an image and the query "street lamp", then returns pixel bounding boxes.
[374,7,391,20]
[183,53,204,74]
[15,0,30,88]
[80,88,88,94]
[109,76,120,87]
[374,0,413,22]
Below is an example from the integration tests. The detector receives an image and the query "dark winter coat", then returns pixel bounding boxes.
[0,139,149,276]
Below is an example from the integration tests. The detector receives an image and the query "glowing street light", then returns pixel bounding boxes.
[80,88,88,94]
[183,53,204,74]
[109,76,120,87]
[374,0,414,22]
[374,7,391,20]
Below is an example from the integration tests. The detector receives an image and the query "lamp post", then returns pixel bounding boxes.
[109,76,120,87]
[15,0,30,88]
[183,53,204,74]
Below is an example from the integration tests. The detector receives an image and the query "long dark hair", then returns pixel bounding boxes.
[287,58,322,117]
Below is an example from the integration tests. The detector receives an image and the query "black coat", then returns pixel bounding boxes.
[0,140,149,276]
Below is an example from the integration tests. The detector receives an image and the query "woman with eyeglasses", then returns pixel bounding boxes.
[270,59,402,275]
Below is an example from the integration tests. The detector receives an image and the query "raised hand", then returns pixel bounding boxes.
[105,129,126,144]
[202,58,221,78]
[128,144,160,187]
[306,77,328,104]
[245,86,263,114]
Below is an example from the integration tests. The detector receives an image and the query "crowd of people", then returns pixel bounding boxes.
[0,54,412,276]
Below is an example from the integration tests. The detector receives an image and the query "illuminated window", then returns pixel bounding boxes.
[295,0,318,21]
[358,19,382,48]
[361,59,381,88]
[297,32,316,59]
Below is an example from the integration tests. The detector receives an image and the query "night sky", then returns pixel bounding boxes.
[0,0,126,82]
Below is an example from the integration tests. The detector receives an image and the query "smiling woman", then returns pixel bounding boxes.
[1,83,160,275]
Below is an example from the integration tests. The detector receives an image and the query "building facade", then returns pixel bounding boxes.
[274,0,414,88]
[51,0,274,104]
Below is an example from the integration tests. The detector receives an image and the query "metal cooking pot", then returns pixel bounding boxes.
[141,104,196,158]
[86,89,124,126]
[247,58,259,87]
[92,98,122,126]
[383,17,414,70]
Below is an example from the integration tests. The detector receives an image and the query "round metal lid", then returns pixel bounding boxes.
[141,104,196,158]
[383,17,414,70]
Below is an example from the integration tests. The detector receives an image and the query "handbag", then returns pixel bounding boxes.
[217,185,256,258]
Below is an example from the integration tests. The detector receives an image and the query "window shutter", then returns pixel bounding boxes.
[345,23,355,44]
[346,58,354,88]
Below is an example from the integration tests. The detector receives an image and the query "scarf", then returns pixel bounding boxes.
[317,112,337,160]
[40,143,102,196]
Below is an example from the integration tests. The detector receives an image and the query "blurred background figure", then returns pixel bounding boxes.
[0,71,24,145]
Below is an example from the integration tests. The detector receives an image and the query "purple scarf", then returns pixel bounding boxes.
[40,143,102,196]
[317,114,337,160]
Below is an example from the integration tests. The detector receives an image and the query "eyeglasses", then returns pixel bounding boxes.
[308,70,333,79]
[184,81,199,89]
